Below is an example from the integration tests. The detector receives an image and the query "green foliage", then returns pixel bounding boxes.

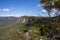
[54,0,60,9]
[29,27,40,40]
[0,16,60,40]
[40,0,60,9]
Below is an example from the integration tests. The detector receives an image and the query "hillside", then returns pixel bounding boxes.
[0,17,18,28]
[0,17,19,37]
[0,16,60,40]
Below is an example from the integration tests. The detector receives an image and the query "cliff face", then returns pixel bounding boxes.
[19,16,39,26]
[20,16,29,24]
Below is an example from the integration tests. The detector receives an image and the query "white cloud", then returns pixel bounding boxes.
[3,8,10,12]
[41,9,47,13]
[0,14,21,17]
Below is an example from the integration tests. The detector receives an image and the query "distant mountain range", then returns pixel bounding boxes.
[0,16,60,28]
[0,17,18,28]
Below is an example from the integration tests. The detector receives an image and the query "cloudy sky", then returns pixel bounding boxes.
[0,0,48,17]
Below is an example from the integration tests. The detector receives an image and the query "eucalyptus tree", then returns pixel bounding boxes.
[40,0,60,17]
[40,0,60,40]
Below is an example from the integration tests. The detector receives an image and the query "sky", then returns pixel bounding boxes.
[0,0,48,17]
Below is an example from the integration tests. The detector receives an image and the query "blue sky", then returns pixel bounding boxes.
[0,0,48,17]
